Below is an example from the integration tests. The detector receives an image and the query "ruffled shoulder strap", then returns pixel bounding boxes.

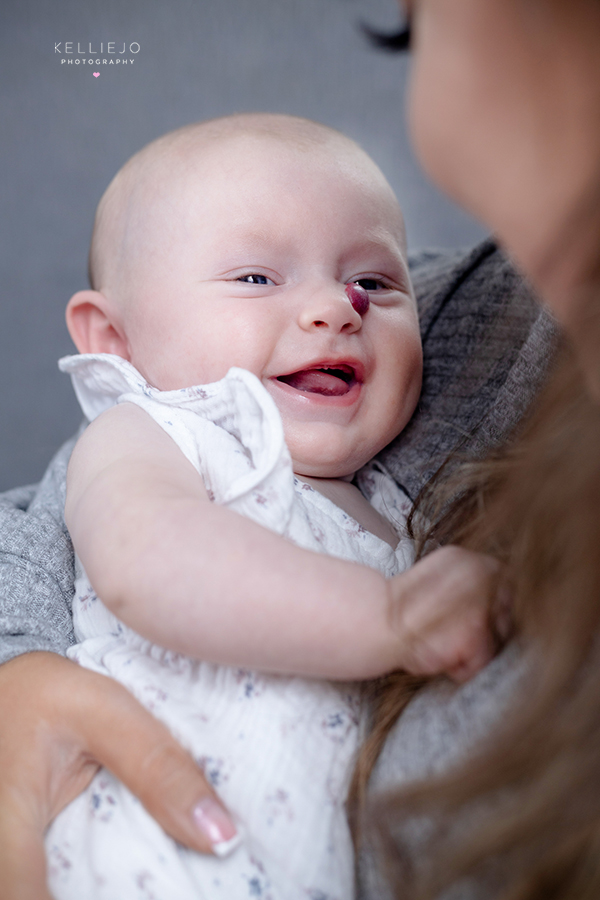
[59,354,294,532]
[59,353,153,421]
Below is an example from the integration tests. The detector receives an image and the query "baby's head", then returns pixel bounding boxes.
[67,114,422,478]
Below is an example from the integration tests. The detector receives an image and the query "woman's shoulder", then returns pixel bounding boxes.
[358,644,529,900]
[383,240,559,502]
[371,643,527,791]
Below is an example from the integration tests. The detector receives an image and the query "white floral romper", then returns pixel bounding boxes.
[46,354,414,900]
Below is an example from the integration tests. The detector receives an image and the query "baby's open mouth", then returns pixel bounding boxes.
[276,365,357,396]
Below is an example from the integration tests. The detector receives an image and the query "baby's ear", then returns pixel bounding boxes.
[66,290,130,358]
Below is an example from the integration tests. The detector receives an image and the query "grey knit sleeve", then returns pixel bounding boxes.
[384,239,557,499]
[0,435,77,664]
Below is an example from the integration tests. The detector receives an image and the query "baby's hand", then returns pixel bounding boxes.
[388,546,511,683]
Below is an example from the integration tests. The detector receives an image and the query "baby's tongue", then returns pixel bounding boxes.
[279,368,351,396]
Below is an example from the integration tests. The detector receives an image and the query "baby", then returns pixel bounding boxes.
[46,114,499,899]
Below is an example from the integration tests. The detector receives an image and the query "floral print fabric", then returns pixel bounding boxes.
[47,355,413,900]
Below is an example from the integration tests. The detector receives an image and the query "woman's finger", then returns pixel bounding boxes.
[0,797,53,900]
[0,650,239,900]
[76,672,240,854]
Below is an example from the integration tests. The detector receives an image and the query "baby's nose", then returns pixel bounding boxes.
[298,284,366,333]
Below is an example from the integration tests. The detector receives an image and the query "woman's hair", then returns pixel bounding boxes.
[357,343,600,899]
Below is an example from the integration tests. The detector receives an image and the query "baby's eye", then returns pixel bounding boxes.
[237,274,273,285]
[352,278,387,291]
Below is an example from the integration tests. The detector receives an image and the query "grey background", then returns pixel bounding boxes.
[0,0,487,491]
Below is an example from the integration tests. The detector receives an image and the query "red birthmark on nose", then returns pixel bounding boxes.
[345,283,369,316]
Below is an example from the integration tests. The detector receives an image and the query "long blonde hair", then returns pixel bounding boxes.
[359,343,600,899]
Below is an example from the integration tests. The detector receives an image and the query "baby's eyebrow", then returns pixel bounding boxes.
[216,228,281,252]
[209,229,293,273]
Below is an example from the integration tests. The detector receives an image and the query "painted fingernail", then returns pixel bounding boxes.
[192,797,241,857]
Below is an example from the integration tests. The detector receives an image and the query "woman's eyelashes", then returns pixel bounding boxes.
[360,19,412,53]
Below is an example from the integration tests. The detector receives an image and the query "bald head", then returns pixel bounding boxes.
[87,114,405,298]
[71,111,418,473]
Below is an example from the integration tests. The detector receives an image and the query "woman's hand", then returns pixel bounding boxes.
[0,651,238,900]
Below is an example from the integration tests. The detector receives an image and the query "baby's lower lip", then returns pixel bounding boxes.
[276,367,356,397]
[268,368,362,418]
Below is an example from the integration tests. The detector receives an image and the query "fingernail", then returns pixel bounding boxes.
[192,797,241,857]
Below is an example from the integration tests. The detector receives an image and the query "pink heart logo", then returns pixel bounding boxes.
[93,72,100,78]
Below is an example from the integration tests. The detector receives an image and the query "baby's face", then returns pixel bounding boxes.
[117,137,422,478]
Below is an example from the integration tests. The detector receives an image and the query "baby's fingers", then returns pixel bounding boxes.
[445,632,497,683]
[390,546,506,675]
[405,605,497,682]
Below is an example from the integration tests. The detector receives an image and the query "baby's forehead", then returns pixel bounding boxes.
[118,123,397,213]
[91,119,406,291]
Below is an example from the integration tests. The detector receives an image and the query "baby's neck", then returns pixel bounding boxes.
[296,475,398,548]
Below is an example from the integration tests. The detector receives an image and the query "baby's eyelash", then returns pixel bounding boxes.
[351,278,388,291]
[236,274,272,285]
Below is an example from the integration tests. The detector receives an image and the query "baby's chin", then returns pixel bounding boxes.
[292,461,356,480]
[284,415,403,480]
[285,426,389,480]
[286,436,358,479]
[290,445,369,480]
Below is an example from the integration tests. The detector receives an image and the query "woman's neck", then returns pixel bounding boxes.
[519,188,600,403]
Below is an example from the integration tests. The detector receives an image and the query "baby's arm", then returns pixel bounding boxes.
[67,403,502,682]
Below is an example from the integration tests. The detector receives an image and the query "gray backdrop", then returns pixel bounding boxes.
[0,0,487,491]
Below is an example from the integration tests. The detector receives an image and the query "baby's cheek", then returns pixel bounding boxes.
[387,349,422,427]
